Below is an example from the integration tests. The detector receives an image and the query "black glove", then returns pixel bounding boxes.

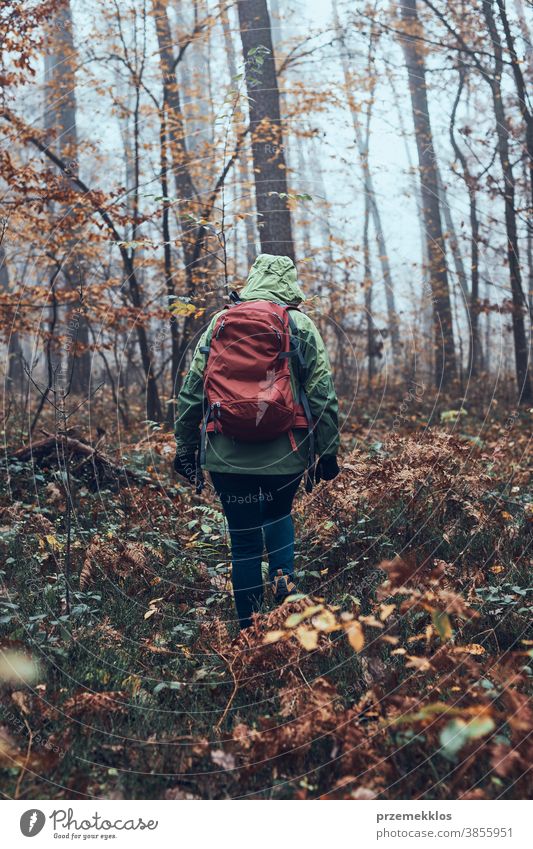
[173,449,204,491]
[314,455,340,484]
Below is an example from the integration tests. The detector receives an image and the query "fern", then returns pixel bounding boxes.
[191,504,225,524]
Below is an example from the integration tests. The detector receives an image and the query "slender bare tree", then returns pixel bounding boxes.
[43,0,91,396]
[483,0,532,402]
[220,2,258,269]
[333,0,401,365]
[450,66,482,376]
[399,0,457,389]
[0,238,24,390]
[237,0,295,259]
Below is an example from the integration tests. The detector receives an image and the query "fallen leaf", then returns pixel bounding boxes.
[379,603,396,621]
[346,621,364,652]
[405,654,432,672]
[359,614,384,629]
[285,604,323,629]
[311,609,338,632]
[432,610,453,641]
[456,643,486,655]
[11,691,31,715]
[296,626,319,651]
[211,749,236,771]
[263,629,286,645]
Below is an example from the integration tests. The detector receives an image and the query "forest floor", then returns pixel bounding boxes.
[0,385,532,799]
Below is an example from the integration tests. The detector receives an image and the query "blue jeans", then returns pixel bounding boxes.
[209,472,302,628]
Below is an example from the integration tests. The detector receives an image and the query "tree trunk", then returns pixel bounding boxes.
[333,0,401,365]
[363,191,376,387]
[43,0,91,396]
[159,107,182,427]
[399,0,457,389]
[497,0,533,225]
[449,67,482,376]
[512,0,533,77]
[237,0,295,259]
[220,3,258,269]
[436,164,470,381]
[152,1,199,269]
[387,63,432,380]
[497,0,533,371]
[437,168,468,303]
[483,0,532,403]
[0,243,24,390]
[152,0,206,397]
[172,0,215,168]
[295,137,313,261]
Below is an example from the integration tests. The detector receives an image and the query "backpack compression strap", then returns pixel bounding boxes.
[198,300,236,466]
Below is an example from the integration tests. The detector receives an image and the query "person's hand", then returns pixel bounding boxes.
[314,454,340,484]
[173,450,199,486]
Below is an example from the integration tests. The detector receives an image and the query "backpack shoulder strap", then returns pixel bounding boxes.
[282,306,315,492]
[280,309,307,381]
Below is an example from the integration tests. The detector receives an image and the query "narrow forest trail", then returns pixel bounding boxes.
[1,402,531,799]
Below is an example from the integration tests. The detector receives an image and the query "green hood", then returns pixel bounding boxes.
[239,254,305,305]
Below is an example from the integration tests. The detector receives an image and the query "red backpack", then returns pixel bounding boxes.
[198,295,314,474]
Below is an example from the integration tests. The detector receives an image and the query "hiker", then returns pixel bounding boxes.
[173,254,340,629]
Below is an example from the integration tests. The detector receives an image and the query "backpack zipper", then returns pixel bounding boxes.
[216,320,226,339]
[270,326,282,348]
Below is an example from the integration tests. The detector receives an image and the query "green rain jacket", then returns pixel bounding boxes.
[174,254,340,475]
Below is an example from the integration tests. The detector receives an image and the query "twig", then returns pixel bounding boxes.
[213,649,240,734]
[14,719,33,800]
